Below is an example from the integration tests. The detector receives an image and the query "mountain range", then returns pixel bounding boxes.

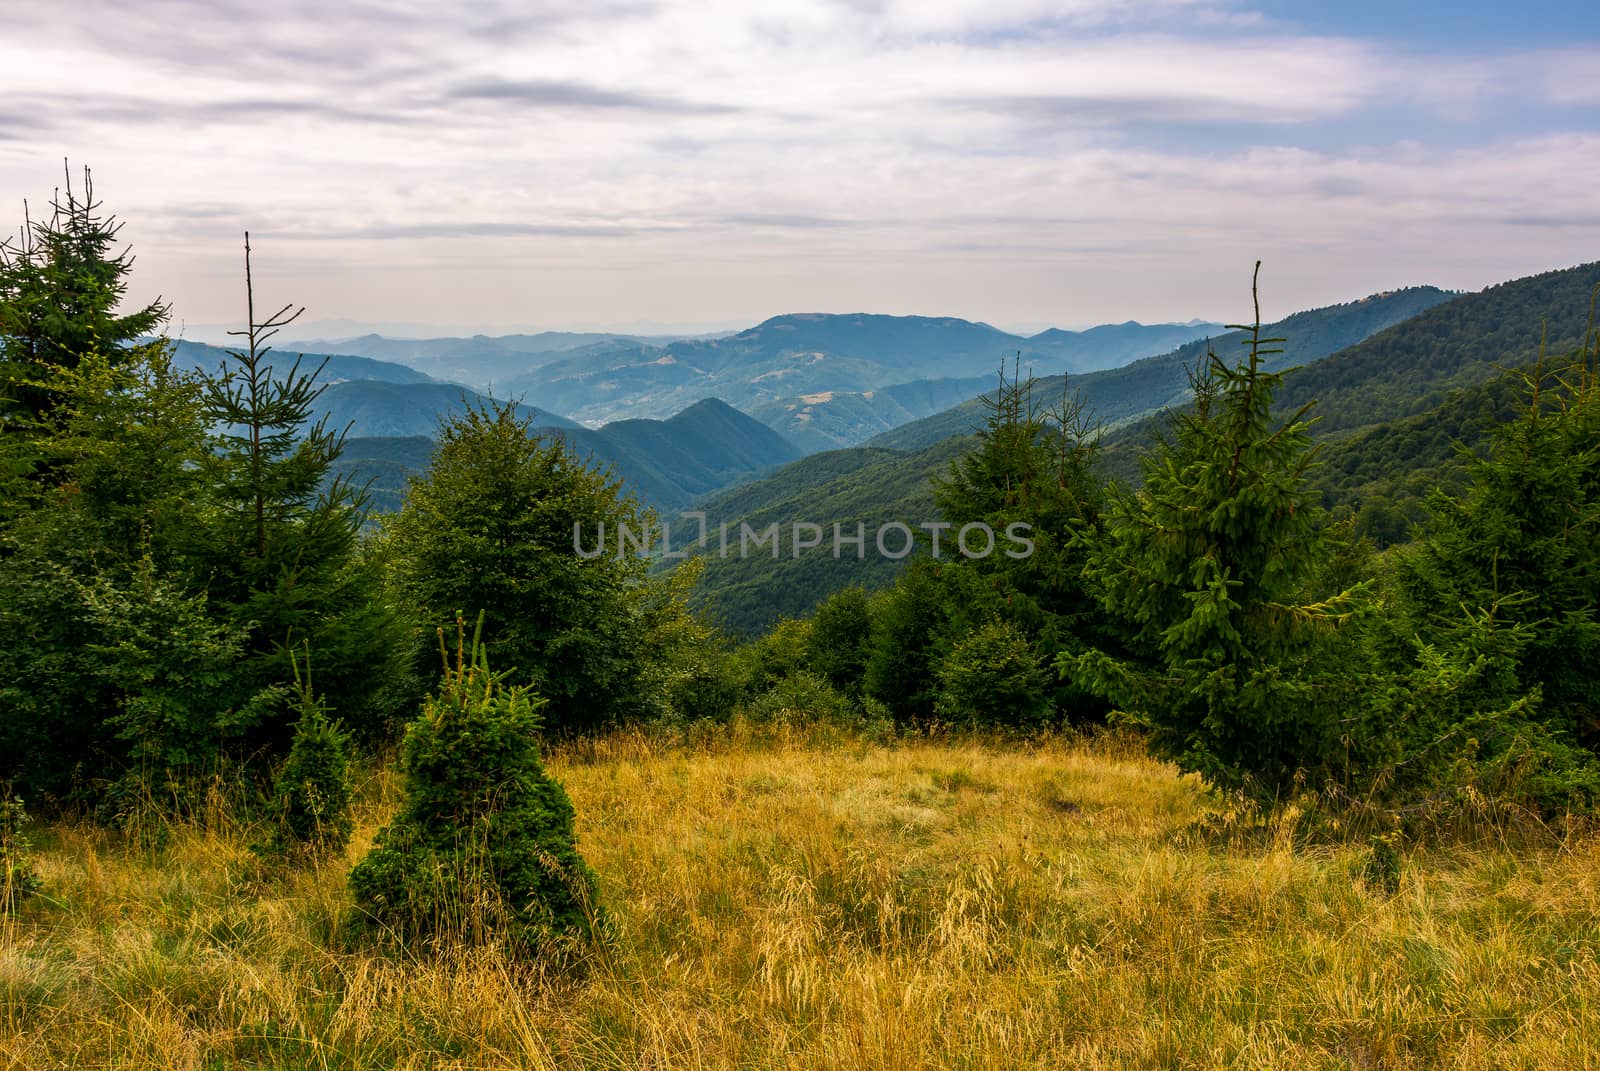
[491,315,1222,437]
[868,287,1455,453]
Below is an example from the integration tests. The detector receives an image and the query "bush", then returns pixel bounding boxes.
[934,618,1052,729]
[739,617,813,697]
[348,617,599,955]
[746,670,854,727]
[269,648,354,855]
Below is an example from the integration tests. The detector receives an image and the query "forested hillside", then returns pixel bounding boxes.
[747,320,1221,450]
[1094,260,1600,515]
[1277,261,1600,435]
[684,435,975,634]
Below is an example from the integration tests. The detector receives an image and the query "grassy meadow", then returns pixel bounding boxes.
[4,725,1599,1069]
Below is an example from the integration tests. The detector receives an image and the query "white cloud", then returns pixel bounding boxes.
[0,1,1595,329]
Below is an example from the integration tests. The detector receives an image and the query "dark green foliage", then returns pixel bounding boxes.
[934,618,1052,729]
[1376,341,1600,811]
[1,789,42,913]
[0,509,251,804]
[863,559,951,727]
[381,399,663,734]
[932,361,1108,722]
[1311,373,1527,545]
[270,648,354,855]
[348,619,600,953]
[805,585,874,694]
[1061,268,1367,802]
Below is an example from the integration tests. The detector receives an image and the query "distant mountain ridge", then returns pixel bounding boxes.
[685,281,1469,632]
[501,314,1224,435]
[280,330,705,393]
[330,397,800,514]
[170,339,435,386]
[310,380,578,439]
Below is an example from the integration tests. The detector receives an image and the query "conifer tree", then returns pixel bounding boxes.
[1061,265,1365,800]
[0,163,168,424]
[349,615,599,953]
[271,646,354,855]
[1385,321,1600,804]
[933,358,1108,720]
[380,400,654,734]
[198,234,401,743]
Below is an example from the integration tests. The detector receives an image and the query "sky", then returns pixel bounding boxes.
[1,0,1597,338]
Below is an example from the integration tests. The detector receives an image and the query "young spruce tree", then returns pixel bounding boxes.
[1061,265,1366,802]
[348,615,599,954]
[199,234,401,744]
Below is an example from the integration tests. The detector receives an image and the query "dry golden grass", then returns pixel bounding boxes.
[4,724,1599,1069]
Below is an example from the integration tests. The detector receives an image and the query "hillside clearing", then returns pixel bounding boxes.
[4,730,1599,1069]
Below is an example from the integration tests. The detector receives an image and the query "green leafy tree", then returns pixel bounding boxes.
[381,400,655,734]
[1061,266,1366,801]
[348,617,599,952]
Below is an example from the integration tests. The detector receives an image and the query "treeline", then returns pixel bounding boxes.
[3,179,1598,857]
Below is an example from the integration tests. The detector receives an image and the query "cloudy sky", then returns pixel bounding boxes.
[2,0,1597,337]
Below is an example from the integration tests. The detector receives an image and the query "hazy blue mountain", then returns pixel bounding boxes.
[685,284,1459,629]
[328,397,800,515]
[1025,320,1225,373]
[170,339,435,385]
[504,313,1222,431]
[869,287,1454,452]
[310,380,579,439]
[280,330,698,393]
